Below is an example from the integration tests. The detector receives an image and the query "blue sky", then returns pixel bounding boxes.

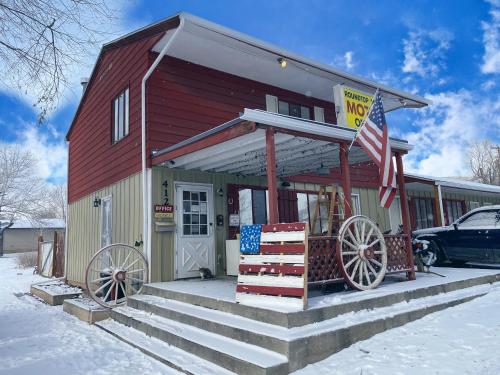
[1,0,499,183]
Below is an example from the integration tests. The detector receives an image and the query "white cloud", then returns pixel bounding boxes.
[403,89,500,177]
[402,28,453,77]
[332,51,356,70]
[344,51,355,70]
[481,0,500,74]
[0,123,67,183]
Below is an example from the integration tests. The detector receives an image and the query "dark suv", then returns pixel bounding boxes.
[412,205,500,266]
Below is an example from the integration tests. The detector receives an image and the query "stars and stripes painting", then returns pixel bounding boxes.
[355,91,398,209]
[237,223,308,310]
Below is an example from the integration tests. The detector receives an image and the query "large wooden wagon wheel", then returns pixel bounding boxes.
[85,244,148,308]
[337,215,387,290]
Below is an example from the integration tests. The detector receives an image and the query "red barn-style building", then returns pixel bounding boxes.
[65,13,499,286]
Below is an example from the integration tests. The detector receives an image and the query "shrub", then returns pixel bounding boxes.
[17,251,37,268]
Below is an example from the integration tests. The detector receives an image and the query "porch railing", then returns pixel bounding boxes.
[307,234,413,285]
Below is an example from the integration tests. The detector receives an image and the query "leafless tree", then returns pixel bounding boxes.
[46,183,67,221]
[468,140,500,185]
[0,146,50,221]
[0,0,118,122]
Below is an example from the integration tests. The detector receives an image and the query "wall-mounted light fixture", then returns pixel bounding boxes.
[281,180,291,187]
[277,57,287,68]
[93,197,101,208]
[217,188,224,197]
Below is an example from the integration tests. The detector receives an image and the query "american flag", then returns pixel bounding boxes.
[355,91,397,209]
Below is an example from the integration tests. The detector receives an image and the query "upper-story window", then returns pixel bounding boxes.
[278,100,311,119]
[113,87,129,143]
[265,94,325,122]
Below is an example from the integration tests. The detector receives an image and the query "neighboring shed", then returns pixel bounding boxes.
[0,219,65,254]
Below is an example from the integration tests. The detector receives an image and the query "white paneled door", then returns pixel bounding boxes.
[175,183,215,279]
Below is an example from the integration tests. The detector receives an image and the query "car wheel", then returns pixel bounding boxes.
[428,240,445,266]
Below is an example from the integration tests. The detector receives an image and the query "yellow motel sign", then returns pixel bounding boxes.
[333,85,374,130]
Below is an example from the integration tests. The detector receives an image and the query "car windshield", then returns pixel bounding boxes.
[458,210,500,228]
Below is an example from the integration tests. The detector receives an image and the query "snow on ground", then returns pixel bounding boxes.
[0,255,179,375]
[294,282,500,375]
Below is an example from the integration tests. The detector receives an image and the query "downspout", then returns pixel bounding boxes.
[141,17,186,279]
[437,183,445,226]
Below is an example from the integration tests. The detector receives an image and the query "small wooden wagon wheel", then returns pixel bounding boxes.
[337,215,387,290]
[85,244,148,308]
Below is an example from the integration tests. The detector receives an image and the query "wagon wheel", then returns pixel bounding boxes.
[336,215,387,290]
[85,244,148,308]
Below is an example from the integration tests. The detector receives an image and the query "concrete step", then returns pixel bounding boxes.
[96,319,236,375]
[283,283,492,371]
[127,294,289,355]
[110,305,289,375]
[142,272,500,328]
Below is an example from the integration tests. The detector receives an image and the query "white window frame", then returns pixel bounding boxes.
[113,87,129,143]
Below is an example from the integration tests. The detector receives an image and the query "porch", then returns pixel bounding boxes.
[150,108,415,284]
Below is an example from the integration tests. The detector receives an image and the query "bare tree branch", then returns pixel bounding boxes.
[468,140,500,186]
[0,0,119,122]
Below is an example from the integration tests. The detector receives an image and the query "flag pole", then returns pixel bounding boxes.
[347,87,380,152]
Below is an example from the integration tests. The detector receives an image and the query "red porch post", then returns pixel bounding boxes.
[339,142,353,218]
[395,152,416,280]
[266,127,279,224]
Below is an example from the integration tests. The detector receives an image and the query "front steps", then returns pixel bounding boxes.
[96,272,500,374]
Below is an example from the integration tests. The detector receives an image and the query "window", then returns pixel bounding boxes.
[265,94,324,122]
[278,100,311,119]
[113,87,129,142]
[389,196,403,233]
[413,198,435,230]
[444,200,464,225]
[297,191,358,233]
[182,190,208,235]
[238,188,269,227]
[459,210,500,229]
[469,201,480,211]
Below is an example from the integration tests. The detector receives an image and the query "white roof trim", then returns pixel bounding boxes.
[406,173,500,194]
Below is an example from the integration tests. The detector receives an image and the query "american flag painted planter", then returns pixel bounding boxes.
[236,223,308,310]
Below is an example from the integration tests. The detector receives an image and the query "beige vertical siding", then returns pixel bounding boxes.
[66,172,143,286]
[149,169,389,282]
[150,167,267,282]
[67,163,500,287]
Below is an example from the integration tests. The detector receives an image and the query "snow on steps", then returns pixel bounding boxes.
[96,282,498,374]
[109,305,289,375]
[127,294,290,354]
[96,319,235,375]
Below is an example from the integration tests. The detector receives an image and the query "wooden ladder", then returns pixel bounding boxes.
[310,184,344,236]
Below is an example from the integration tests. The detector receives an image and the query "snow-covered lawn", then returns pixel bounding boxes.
[294,281,500,375]
[0,255,178,375]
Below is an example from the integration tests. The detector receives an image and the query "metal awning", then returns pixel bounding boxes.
[152,109,412,177]
[151,13,430,112]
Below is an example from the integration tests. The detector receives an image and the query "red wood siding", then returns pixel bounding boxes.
[67,34,164,203]
[146,56,337,156]
[288,161,380,189]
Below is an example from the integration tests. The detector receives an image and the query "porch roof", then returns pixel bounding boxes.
[151,109,412,177]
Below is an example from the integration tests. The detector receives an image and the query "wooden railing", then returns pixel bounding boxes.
[307,234,413,285]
